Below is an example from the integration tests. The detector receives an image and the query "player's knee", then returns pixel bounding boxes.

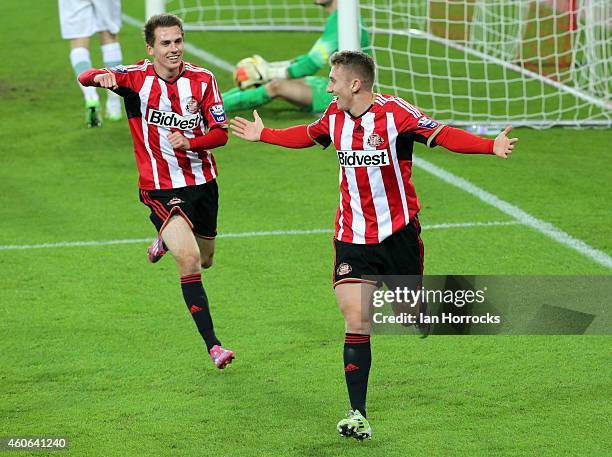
[176,250,201,273]
[344,312,370,334]
[98,31,117,44]
[345,320,370,335]
[201,253,214,269]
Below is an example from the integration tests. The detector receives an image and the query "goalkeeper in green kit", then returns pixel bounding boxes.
[223,0,370,113]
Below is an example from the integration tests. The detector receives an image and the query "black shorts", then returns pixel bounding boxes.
[139,180,219,239]
[333,218,424,287]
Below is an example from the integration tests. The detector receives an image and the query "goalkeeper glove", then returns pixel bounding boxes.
[268,59,291,79]
[233,55,265,90]
[233,55,291,90]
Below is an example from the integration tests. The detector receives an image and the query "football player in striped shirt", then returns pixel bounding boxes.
[78,14,234,369]
[230,50,518,439]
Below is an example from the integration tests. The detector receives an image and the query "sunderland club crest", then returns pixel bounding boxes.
[367,133,385,148]
[185,96,199,114]
[337,263,352,276]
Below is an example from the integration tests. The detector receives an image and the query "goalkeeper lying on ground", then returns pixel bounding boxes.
[223,0,370,114]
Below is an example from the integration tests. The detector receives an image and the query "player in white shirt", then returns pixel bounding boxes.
[58,0,124,127]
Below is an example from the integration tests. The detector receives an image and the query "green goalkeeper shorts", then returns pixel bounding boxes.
[305,76,333,114]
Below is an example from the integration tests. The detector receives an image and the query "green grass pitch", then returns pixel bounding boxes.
[1,1,611,456]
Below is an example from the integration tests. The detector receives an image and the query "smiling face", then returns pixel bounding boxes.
[147,26,184,79]
[327,64,357,112]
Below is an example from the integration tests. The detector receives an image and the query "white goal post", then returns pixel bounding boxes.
[145,0,612,128]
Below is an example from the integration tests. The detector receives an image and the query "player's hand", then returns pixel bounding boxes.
[168,131,190,150]
[493,125,518,159]
[230,110,264,141]
[93,72,118,90]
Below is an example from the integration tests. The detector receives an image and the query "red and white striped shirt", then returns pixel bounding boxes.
[84,60,227,190]
[307,93,445,244]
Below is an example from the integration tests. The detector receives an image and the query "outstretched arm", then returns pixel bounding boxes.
[435,125,518,159]
[492,126,518,159]
[230,110,315,148]
[230,110,265,141]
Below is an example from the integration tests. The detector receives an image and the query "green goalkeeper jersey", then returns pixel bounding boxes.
[287,10,371,79]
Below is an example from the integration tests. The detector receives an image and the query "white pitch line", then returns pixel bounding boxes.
[121,15,612,269]
[424,221,520,230]
[121,14,143,29]
[0,221,520,251]
[414,157,612,269]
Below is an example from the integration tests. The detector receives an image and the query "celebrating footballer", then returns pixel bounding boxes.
[78,14,234,369]
[231,50,518,439]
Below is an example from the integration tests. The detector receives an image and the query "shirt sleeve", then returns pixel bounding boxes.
[200,74,228,130]
[393,100,445,148]
[260,125,315,148]
[187,126,228,152]
[78,65,136,93]
[306,104,333,148]
[433,126,494,154]
[106,65,136,91]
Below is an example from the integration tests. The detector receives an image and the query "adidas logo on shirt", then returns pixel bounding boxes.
[337,150,390,168]
[147,109,201,130]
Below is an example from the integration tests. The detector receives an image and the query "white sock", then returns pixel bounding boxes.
[102,42,123,105]
[70,47,98,105]
[101,42,123,68]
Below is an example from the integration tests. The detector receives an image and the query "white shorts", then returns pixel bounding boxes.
[59,0,122,39]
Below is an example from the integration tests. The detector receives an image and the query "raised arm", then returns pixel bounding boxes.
[492,125,518,159]
[435,125,518,159]
[78,68,118,90]
[230,110,265,141]
[230,110,315,149]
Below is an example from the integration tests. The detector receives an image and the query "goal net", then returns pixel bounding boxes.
[149,0,612,128]
[153,0,326,32]
[364,0,611,128]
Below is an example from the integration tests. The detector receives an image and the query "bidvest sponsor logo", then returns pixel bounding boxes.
[147,109,201,131]
[337,149,390,168]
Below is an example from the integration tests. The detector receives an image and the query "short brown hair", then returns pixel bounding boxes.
[144,14,184,47]
[330,50,375,89]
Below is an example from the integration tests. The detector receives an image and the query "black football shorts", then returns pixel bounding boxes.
[139,180,219,239]
[333,217,424,287]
